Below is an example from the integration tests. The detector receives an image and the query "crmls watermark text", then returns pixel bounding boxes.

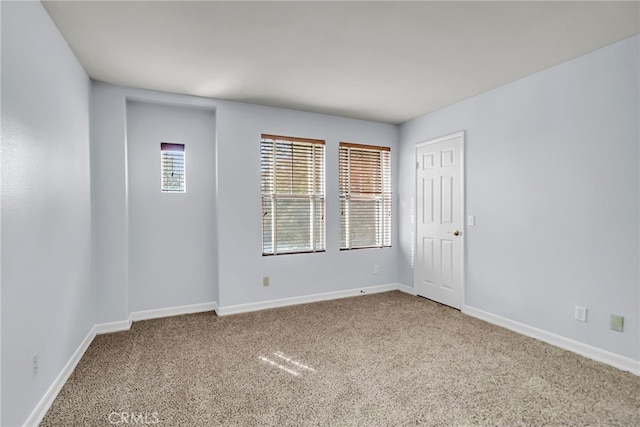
[108,411,159,425]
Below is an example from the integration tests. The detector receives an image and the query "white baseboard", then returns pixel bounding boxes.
[93,319,132,335]
[216,283,407,316]
[129,301,217,322]
[462,304,640,376]
[24,326,96,427]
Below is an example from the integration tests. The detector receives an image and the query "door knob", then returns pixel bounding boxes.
[453,230,460,236]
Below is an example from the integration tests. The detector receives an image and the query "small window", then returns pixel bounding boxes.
[339,142,391,249]
[161,143,185,193]
[261,134,325,255]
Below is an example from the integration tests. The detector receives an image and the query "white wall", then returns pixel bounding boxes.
[399,35,640,361]
[127,101,217,311]
[91,85,222,323]
[1,2,93,426]
[91,83,399,320]
[215,102,399,307]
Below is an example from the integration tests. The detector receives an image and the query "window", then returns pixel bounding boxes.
[161,143,185,192]
[339,143,391,249]
[261,134,325,255]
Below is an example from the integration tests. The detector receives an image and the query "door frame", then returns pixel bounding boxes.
[414,131,466,309]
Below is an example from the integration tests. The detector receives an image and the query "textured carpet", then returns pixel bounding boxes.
[42,292,639,426]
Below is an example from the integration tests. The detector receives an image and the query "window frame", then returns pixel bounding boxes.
[339,142,392,250]
[160,142,186,193]
[261,134,326,256]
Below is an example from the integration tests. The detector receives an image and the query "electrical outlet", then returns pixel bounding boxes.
[32,354,38,376]
[574,306,587,322]
[373,265,379,274]
[467,215,475,226]
[262,276,269,287]
[610,314,624,332]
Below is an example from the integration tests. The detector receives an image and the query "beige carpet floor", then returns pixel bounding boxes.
[42,291,639,426]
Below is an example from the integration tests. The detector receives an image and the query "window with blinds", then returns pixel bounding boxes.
[339,143,391,249]
[161,143,185,193]
[261,134,325,255]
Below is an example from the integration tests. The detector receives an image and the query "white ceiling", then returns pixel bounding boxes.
[42,1,640,124]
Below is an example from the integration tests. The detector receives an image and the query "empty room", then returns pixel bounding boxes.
[1,1,639,426]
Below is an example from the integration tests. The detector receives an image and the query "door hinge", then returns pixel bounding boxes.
[416,161,419,169]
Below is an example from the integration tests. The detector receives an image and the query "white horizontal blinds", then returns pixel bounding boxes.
[161,143,185,193]
[339,143,391,249]
[261,134,325,255]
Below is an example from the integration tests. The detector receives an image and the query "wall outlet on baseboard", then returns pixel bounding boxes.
[574,306,587,322]
[263,276,269,287]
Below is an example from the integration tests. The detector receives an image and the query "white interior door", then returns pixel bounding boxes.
[415,132,464,309]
